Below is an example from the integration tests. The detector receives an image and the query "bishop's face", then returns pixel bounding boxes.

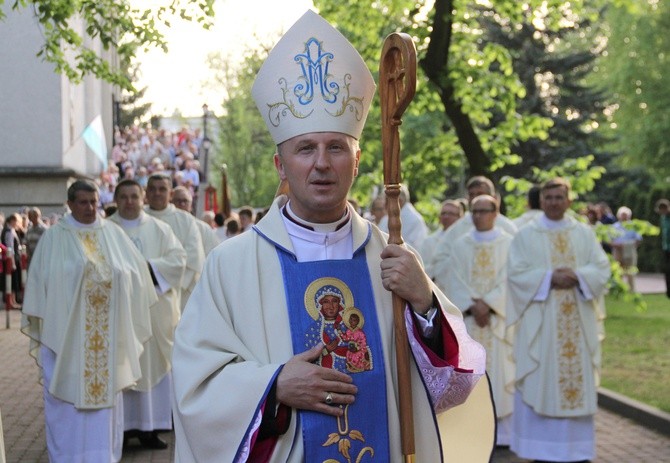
[115,184,144,220]
[275,132,360,223]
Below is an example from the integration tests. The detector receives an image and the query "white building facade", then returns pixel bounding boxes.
[0,6,116,216]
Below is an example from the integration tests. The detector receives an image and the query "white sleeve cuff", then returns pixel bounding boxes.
[413,305,438,337]
[533,271,553,301]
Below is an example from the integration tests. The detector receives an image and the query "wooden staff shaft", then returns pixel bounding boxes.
[380,32,417,462]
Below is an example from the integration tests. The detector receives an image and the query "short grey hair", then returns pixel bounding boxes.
[67,179,98,202]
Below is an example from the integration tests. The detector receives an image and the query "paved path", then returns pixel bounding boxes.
[634,272,667,295]
[1,272,668,462]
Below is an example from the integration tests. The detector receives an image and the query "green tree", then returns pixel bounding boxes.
[118,62,151,128]
[314,0,610,217]
[0,0,215,90]
[480,4,614,182]
[209,48,278,208]
[597,1,670,179]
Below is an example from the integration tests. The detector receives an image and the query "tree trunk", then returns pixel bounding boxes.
[421,0,490,176]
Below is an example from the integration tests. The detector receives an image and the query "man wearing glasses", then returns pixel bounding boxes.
[436,194,515,447]
[432,176,517,284]
[420,199,464,279]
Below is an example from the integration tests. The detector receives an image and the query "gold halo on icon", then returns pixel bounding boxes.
[304,277,354,320]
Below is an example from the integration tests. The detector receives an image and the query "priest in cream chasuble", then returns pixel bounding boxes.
[21,180,157,462]
[507,178,610,462]
[437,194,515,446]
[108,179,187,445]
[144,174,205,311]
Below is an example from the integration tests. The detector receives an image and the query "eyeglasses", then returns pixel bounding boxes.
[471,209,495,215]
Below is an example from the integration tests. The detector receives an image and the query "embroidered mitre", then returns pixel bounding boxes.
[251,10,376,144]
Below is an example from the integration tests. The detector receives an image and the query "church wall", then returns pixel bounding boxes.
[0,6,115,214]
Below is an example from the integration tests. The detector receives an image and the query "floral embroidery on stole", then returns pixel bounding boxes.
[469,243,496,370]
[78,230,113,407]
[549,230,584,410]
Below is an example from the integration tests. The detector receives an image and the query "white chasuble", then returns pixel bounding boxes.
[145,204,204,310]
[441,230,515,420]
[21,216,156,409]
[507,215,610,417]
[195,218,221,255]
[172,196,491,463]
[108,212,186,389]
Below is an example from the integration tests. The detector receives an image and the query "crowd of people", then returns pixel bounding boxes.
[107,124,204,207]
[360,174,669,462]
[2,176,267,461]
[0,126,667,463]
[2,9,669,463]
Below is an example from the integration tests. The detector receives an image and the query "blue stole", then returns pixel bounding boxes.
[276,243,390,462]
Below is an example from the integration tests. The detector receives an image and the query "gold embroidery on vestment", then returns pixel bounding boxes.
[321,404,374,462]
[470,244,496,370]
[79,231,112,406]
[550,230,584,410]
[472,245,495,294]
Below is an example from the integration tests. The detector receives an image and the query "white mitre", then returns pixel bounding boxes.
[252,10,376,145]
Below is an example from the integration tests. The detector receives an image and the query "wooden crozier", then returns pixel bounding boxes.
[380,31,417,463]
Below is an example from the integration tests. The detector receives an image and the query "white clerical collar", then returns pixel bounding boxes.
[471,228,500,242]
[540,213,570,229]
[281,202,353,261]
[146,204,174,216]
[284,201,350,233]
[118,215,142,228]
[65,213,100,229]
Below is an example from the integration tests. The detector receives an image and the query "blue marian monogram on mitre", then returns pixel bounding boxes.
[267,37,366,126]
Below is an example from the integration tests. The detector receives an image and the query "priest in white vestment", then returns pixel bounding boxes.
[507,178,610,462]
[144,174,205,311]
[21,179,157,462]
[420,199,463,279]
[171,186,221,254]
[109,179,187,450]
[437,195,515,446]
[431,176,517,284]
[172,10,494,463]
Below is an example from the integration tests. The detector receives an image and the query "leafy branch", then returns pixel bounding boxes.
[1,0,215,90]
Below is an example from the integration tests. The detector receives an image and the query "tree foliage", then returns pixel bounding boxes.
[314,0,611,221]
[480,3,613,180]
[0,0,215,90]
[208,46,279,208]
[596,0,670,179]
[118,62,152,127]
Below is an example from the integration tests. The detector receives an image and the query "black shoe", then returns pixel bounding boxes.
[123,429,137,449]
[138,431,168,450]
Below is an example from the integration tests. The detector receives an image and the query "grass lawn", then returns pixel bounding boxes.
[601,293,670,413]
